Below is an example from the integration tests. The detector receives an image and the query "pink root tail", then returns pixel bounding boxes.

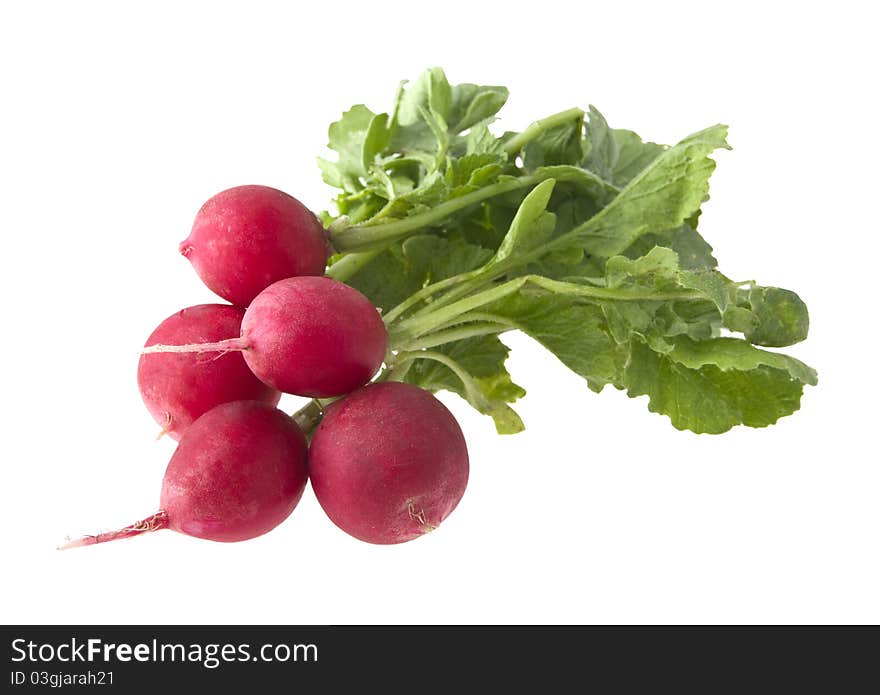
[140,337,249,355]
[58,511,169,550]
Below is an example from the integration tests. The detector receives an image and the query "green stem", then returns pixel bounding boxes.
[329,173,545,253]
[394,350,488,409]
[324,106,587,276]
[291,395,343,439]
[502,107,585,156]
[326,249,382,282]
[393,275,705,340]
[382,269,480,326]
[393,278,527,339]
[389,190,624,321]
[291,399,324,438]
[400,322,508,351]
[421,311,519,336]
[382,360,413,383]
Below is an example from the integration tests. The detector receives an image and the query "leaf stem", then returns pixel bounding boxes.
[394,350,488,409]
[382,269,481,325]
[291,396,342,438]
[291,399,324,437]
[393,275,705,339]
[325,249,382,282]
[400,322,508,351]
[329,174,545,252]
[502,107,585,155]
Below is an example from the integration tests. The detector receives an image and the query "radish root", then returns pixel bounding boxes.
[58,511,169,550]
[141,337,249,355]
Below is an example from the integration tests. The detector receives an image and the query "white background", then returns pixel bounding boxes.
[1,1,877,624]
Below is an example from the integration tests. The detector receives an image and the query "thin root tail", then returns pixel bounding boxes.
[141,337,248,355]
[58,511,169,550]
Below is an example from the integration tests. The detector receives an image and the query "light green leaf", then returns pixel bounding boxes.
[345,245,429,313]
[404,335,526,434]
[610,128,666,186]
[402,235,493,283]
[522,115,585,169]
[571,124,730,258]
[605,246,682,290]
[602,247,728,340]
[320,105,381,190]
[319,70,816,437]
[465,120,505,155]
[449,83,509,133]
[396,67,452,126]
[445,153,505,195]
[482,292,627,391]
[533,164,616,201]
[624,337,816,433]
[624,223,718,270]
[668,336,817,385]
[491,179,557,264]
[743,287,810,347]
[678,269,729,314]
[362,113,390,171]
[583,105,619,181]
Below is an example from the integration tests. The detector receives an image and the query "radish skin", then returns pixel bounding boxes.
[309,382,469,544]
[61,402,309,547]
[138,304,280,440]
[142,277,388,398]
[181,185,329,306]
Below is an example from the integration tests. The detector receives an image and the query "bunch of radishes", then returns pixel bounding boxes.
[62,185,468,548]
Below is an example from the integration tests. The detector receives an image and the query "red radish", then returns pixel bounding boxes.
[309,382,469,544]
[180,185,329,306]
[142,276,388,399]
[138,304,280,440]
[60,402,309,547]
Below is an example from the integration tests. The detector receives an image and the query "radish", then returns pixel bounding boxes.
[142,276,388,398]
[309,382,469,544]
[138,304,281,440]
[61,401,309,547]
[180,185,329,306]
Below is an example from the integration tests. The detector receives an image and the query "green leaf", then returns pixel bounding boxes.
[396,67,452,126]
[743,287,810,347]
[533,164,616,202]
[319,70,816,437]
[678,269,729,314]
[583,106,619,181]
[388,70,451,163]
[481,292,627,391]
[362,113,390,171]
[610,128,666,187]
[401,235,493,283]
[605,246,682,291]
[722,305,759,334]
[449,83,509,133]
[522,114,585,169]
[345,245,429,313]
[667,336,817,385]
[404,336,526,434]
[601,247,729,344]
[570,124,730,258]
[624,223,718,270]
[585,111,665,186]
[623,337,816,433]
[346,234,491,312]
[464,120,506,155]
[481,399,526,434]
[445,153,505,195]
[605,246,726,311]
[491,179,557,264]
[319,105,383,190]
